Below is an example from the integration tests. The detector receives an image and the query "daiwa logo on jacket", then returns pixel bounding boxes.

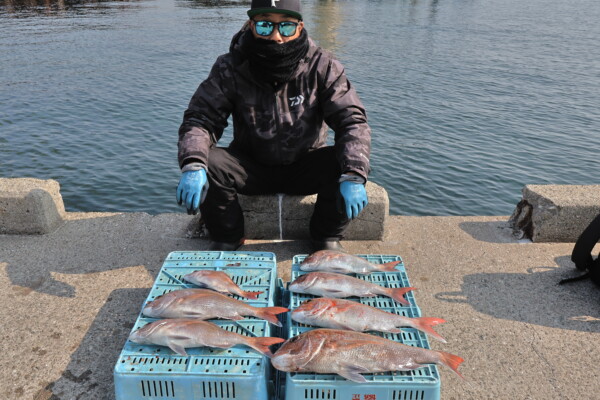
[289,95,304,107]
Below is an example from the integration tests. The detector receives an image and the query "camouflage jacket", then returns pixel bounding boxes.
[178,29,371,179]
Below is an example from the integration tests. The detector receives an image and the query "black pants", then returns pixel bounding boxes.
[200,146,350,242]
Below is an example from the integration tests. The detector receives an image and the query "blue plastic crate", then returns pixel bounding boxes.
[279,254,441,400]
[114,251,279,400]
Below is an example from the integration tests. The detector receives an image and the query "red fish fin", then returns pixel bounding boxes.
[247,337,285,358]
[381,261,402,271]
[257,307,289,327]
[411,317,447,343]
[329,299,359,313]
[242,290,263,300]
[389,287,416,306]
[438,351,465,379]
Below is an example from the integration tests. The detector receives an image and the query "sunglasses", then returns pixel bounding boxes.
[253,20,299,37]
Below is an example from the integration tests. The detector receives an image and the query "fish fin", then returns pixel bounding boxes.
[329,266,351,274]
[410,317,447,343]
[437,351,465,379]
[338,364,370,383]
[167,343,188,356]
[242,291,263,300]
[178,309,208,319]
[339,323,362,331]
[389,287,416,306]
[169,335,193,340]
[321,288,345,296]
[380,260,402,271]
[257,307,288,327]
[324,299,357,313]
[246,337,285,358]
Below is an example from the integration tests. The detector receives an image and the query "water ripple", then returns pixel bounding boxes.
[2,0,599,216]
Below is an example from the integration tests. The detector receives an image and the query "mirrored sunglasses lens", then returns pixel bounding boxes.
[279,22,297,37]
[255,21,273,36]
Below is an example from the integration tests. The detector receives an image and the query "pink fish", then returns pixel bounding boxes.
[183,270,263,299]
[271,329,464,382]
[300,250,401,275]
[142,288,288,326]
[292,297,446,342]
[289,272,415,306]
[128,318,284,357]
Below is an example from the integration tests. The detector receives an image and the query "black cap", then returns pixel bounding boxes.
[247,0,303,20]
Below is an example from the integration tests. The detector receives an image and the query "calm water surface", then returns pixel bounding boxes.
[2,0,599,216]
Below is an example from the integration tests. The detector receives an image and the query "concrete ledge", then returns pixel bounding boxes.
[239,181,389,240]
[0,178,66,235]
[509,184,600,242]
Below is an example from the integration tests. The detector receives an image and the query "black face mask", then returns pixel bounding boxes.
[241,28,309,84]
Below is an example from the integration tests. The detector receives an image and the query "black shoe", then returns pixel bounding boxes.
[311,239,346,252]
[207,239,244,251]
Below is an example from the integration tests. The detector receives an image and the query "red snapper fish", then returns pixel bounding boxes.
[128,318,284,357]
[271,329,464,382]
[300,250,402,275]
[142,288,288,326]
[292,297,447,342]
[289,272,415,306]
[182,270,263,299]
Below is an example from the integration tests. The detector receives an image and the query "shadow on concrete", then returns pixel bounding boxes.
[458,220,519,244]
[240,241,309,262]
[38,288,148,400]
[435,255,600,333]
[2,213,202,298]
[1,209,314,299]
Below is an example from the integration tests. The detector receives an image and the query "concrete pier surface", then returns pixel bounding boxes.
[1,212,599,400]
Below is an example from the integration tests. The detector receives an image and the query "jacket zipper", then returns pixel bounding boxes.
[273,88,282,162]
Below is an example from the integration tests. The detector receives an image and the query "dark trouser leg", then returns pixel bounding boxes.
[200,147,276,243]
[282,147,350,241]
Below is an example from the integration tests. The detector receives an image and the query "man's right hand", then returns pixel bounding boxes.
[176,169,208,215]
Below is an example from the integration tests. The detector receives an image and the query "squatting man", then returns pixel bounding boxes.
[176,0,372,252]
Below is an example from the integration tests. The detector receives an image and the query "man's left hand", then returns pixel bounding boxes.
[340,181,368,219]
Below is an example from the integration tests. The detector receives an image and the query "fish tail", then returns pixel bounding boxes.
[380,260,402,271]
[438,351,465,379]
[411,317,447,343]
[389,287,416,306]
[257,306,289,327]
[242,290,264,300]
[246,337,286,358]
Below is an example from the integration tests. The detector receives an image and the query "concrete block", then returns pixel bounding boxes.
[508,184,600,242]
[239,181,389,240]
[0,178,66,235]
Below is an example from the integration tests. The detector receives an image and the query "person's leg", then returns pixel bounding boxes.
[282,146,350,243]
[200,147,277,244]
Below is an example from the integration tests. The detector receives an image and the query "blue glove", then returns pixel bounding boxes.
[176,169,208,215]
[340,181,368,219]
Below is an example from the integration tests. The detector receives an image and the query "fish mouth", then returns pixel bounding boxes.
[128,331,140,342]
[288,283,300,292]
[271,353,295,371]
[142,304,159,317]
